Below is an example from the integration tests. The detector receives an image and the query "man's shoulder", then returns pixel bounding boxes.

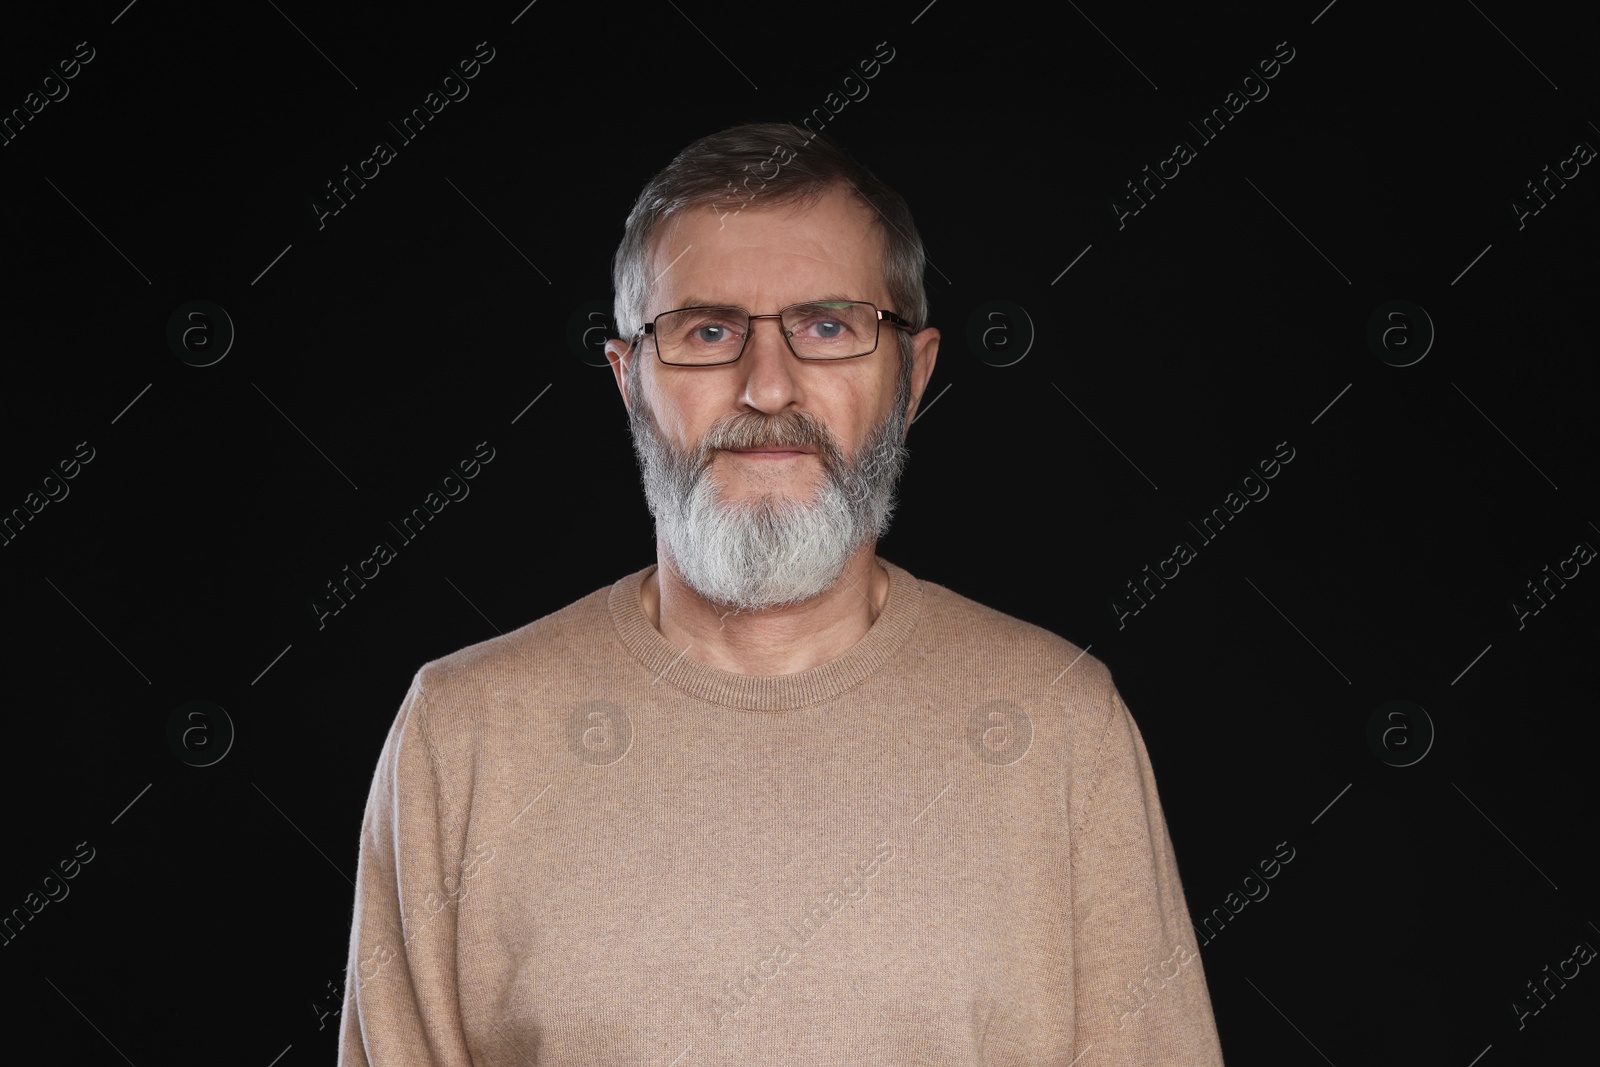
[909,567,1113,692]
[406,567,641,716]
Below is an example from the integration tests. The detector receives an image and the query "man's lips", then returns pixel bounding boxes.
[725,447,813,456]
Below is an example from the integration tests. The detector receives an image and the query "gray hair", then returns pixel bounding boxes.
[610,122,929,369]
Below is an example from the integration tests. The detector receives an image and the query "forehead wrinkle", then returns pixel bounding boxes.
[645,190,890,317]
[670,292,862,312]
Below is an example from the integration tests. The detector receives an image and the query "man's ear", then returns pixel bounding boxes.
[900,327,940,434]
[604,338,635,413]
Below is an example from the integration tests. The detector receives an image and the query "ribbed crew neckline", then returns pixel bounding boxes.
[607,557,924,711]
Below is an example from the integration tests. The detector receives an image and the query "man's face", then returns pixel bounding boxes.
[605,184,938,613]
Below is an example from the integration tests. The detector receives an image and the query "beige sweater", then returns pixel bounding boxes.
[338,559,1226,1065]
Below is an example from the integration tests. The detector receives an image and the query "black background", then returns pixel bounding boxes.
[2,1,1596,1063]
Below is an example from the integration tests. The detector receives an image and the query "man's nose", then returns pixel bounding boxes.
[737,316,802,411]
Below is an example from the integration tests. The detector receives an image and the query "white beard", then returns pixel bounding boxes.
[627,361,912,614]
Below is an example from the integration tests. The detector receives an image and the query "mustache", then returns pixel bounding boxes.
[695,411,843,475]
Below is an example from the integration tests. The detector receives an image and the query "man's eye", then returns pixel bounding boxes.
[797,318,851,340]
[681,318,741,344]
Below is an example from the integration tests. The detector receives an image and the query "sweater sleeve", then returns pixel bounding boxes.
[1069,685,1226,1065]
[338,674,475,1066]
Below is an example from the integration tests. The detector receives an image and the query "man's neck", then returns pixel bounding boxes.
[641,542,890,676]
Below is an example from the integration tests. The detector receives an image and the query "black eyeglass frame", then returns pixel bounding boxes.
[626,301,915,367]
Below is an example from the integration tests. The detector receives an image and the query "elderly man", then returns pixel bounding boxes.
[339,123,1226,1065]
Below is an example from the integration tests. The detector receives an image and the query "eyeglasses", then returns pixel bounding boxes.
[628,300,913,366]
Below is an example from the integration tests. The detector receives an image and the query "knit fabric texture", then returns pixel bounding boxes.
[338,559,1226,1065]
